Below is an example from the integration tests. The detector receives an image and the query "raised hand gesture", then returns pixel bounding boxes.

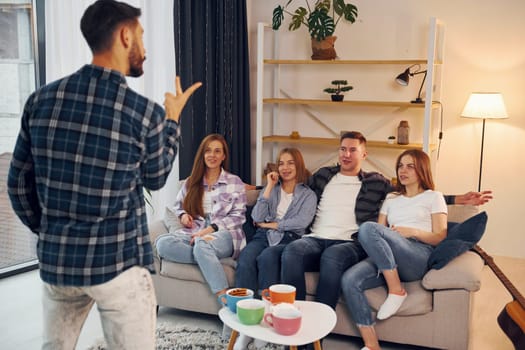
[164,76,202,123]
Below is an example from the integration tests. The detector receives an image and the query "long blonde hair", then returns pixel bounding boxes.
[183,134,229,218]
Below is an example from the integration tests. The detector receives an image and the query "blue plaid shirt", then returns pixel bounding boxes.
[8,65,179,286]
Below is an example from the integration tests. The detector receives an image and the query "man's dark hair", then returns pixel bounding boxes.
[80,0,141,54]
[340,131,367,145]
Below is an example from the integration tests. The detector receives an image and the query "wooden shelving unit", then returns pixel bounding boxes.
[255,19,445,184]
[263,59,442,65]
[263,98,441,109]
[263,135,435,151]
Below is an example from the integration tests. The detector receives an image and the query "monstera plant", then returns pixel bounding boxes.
[272,0,358,59]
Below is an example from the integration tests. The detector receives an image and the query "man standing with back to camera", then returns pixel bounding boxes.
[8,0,201,349]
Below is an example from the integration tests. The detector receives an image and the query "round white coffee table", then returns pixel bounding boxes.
[219,300,336,350]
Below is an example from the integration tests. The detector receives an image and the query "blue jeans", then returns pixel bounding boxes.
[235,228,298,294]
[155,230,233,293]
[281,236,366,307]
[341,222,433,326]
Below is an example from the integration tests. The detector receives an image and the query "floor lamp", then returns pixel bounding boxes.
[461,92,508,191]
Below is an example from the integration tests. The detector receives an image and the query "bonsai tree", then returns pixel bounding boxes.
[324,80,353,95]
[272,0,358,42]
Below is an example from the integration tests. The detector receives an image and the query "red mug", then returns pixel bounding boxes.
[264,304,302,335]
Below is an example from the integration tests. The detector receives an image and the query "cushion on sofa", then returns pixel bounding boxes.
[427,211,488,269]
[305,272,433,316]
[159,258,237,285]
[446,204,479,223]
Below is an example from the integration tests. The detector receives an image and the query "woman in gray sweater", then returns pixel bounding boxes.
[233,147,316,349]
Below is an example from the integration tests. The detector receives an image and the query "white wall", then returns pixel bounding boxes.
[248,0,525,258]
[44,0,177,222]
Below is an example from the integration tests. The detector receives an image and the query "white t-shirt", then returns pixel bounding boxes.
[380,190,447,232]
[276,188,293,220]
[309,173,361,240]
[203,190,214,216]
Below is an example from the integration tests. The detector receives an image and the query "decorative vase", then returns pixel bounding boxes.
[397,120,410,145]
[311,36,337,60]
[331,94,344,102]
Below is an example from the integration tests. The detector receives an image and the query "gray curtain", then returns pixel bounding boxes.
[174,0,251,183]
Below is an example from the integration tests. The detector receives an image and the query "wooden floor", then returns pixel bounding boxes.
[0,255,523,350]
[469,254,524,350]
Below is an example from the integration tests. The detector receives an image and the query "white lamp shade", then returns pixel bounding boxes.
[461,92,508,119]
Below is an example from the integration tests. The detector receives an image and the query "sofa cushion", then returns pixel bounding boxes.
[246,189,260,206]
[305,272,432,316]
[427,211,488,269]
[446,204,479,223]
[159,258,237,286]
[164,206,182,232]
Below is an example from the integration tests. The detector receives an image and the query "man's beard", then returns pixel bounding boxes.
[128,41,145,77]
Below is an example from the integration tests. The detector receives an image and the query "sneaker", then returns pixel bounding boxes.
[253,339,268,349]
[377,291,408,320]
[233,334,253,350]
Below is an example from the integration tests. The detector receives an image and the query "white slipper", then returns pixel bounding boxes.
[234,334,253,350]
[253,339,268,349]
[377,292,407,320]
[361,347,372,350]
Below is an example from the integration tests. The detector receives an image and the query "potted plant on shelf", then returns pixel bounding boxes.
[323,80,353,101]
[272,0,358,60]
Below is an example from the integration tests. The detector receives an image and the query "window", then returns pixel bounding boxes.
[0,1,37,153]
[0,0,41,277]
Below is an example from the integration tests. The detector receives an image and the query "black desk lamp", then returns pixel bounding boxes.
[396,64,427,104]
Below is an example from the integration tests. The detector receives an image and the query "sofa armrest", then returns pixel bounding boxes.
[422,251,484,292]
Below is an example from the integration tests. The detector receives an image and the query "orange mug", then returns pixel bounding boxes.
[261,284,296,304]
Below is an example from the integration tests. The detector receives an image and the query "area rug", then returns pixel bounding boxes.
[87,323,285,350]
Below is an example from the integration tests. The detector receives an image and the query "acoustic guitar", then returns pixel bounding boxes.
[473,245,525,349]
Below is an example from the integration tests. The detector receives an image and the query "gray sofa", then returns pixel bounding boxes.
[149,189,484,350]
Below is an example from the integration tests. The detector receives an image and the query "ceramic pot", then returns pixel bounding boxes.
[311,36,337,60]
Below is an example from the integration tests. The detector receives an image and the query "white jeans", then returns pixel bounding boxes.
[42,266,156,350]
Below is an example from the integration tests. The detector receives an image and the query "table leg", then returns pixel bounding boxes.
[289,347,298,350]
[227,330,239,350]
